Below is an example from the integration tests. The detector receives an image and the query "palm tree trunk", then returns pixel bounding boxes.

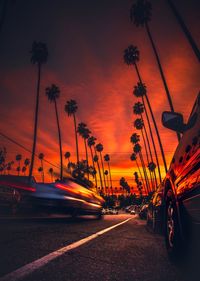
[134,63,168,173]
[89,146,98,188]
[41,159,44,183]
[145,22,180,142]
[107,161,113,188]
[141,129,154,191]
[141,114,158,189]
[100,152,106,188]
[29,63,41,180]
[94,148,103,190]
[141,96,162,183]
[54,100,63,180]
[135,159,145,190]
[73,113,79,166]
[84,139,89,180]
[167,0,200,62]
[138,152,149,194]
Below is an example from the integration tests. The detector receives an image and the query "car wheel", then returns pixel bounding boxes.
[165,194,183,261]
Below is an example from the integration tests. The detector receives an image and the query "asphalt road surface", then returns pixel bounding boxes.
[0,214,197,281]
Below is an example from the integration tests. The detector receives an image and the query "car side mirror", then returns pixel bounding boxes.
[162,111,186,133]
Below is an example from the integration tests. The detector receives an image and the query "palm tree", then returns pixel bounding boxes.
[134,118,155,191]
[38,167,43,182]
[130,0,180,141]
[22,166,26,175]
[24,158,30,175]
[104,154,113,189]
[49,167,54,182]
[133,101,159,186]
[130,133,149,193]
[46,84,63,180]
[96,143,106,189]
[93,154,103,190]
[38,153,44,183]
[77,122,91,180]
[133,142,150,194]
[64,151,71,173]
[29,41,48,180]
[16,154,22,176]
[104,170,109,189]
[130,152,145,189]
[65,100,79,166]
[87,136,98,188]
[167,0,200,62]
[124,45,167,173]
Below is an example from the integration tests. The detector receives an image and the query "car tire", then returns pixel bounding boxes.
[164,193,184,262]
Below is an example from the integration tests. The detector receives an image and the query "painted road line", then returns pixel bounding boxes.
[0,217,132,281]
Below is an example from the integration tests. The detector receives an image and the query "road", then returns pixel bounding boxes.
[0,214,191,281]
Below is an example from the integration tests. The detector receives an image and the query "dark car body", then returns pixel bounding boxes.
[162,92,200,258]
[147,183,164,233]
[31,178,104,217]
[0,175,36,214]
[0,175,104,217]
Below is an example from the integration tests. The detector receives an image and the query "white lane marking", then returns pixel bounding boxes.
[0,218,132,281]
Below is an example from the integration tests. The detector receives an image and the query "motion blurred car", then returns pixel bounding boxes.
[0,175,36,214]
[161,92,200,260]
[147,183,164,233]
[0,175,104,218]
[31,177,104,218]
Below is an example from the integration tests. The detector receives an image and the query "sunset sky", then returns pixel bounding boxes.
[0,0,199,187]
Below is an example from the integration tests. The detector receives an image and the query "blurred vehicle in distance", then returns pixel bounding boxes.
[147,183,164,233]
[101,208,118,215]
[162,92,200,260]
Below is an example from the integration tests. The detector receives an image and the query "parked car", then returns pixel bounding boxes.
[161,92,200,260]
[147,183,164,233]
[139,204,148,219]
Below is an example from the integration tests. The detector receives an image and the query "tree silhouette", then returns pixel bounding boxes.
[124,45,167,174]
[29,41,48,180]
[49,167,54,182]
[38,166,43,182]
[133,83,163,181]
[133,118,154,190]
[130,152,145,189]
[16,154,22,176]
[104,154,113,189]
[96,143,107,189]
[87,136,98,188]
[77,122,91,180]
[133,142,149,194]
[38,153,44,183]
[167,0,200,62]
[133,101,158,187]
[130,0,180,141]
[64,151,71,174]
[46,84,63,180]
[65,100,79,166]
[93,150,103,190]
